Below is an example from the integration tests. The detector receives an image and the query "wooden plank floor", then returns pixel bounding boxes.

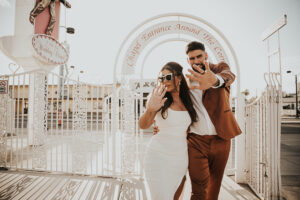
[0,170,259,200]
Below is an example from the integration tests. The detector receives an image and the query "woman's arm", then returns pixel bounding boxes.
[138,85,167,129]
[138,109,157,129]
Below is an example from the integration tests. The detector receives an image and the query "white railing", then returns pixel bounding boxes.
[2,68,281,199]
[107,87,148,178]
[0,69,115,176]
[245,72,282,199]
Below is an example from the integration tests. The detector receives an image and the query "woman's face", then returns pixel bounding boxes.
[158,69,181,93]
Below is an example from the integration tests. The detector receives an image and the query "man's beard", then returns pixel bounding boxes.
[192,63,206,73]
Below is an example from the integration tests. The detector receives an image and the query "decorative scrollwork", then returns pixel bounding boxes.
[119,88,137,176]
[0,93,9,167]
[119,178,147,200]
[72,84,87,134]
[32,72,48,169]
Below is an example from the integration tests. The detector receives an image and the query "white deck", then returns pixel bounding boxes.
[0,170,259,200]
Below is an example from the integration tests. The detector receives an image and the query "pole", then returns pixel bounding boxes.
[296,75,299,118]
[59,64,64,99]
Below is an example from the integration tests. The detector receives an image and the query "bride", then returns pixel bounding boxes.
[139,62,197,200]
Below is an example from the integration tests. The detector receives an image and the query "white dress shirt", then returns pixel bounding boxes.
[189,74,224,136]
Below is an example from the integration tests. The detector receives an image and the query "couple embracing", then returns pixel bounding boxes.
[139,41,242,200]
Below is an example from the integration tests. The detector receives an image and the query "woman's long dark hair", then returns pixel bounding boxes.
[160,62,197,126]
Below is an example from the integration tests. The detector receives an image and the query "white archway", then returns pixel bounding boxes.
[140,38,190,79]
[111,13,244,180]
[113,13,240,96]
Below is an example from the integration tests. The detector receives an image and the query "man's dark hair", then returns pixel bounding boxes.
[185,41,205,54]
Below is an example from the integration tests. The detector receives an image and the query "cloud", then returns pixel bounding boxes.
[0,0,10,7]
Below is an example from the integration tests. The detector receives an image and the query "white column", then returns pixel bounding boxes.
[235,93,247,183]
[27,72,47,146]
[27,73,35,145]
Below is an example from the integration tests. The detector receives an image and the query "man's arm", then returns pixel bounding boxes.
[214,62,235,88]
[186,61,236,90]
[211,74,224,88]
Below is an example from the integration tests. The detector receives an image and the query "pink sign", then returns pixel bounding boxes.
[32,34,69,65]
[122,21,228,74]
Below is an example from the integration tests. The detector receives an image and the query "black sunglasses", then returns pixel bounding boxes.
[158,73,174,82]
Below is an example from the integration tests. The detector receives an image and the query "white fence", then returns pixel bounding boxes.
[244,72,282,199]
[0,69,116,176]
[0,69,283,199]
[0,70,237,178]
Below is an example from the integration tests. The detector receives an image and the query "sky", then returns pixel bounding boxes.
[0,0,300,97]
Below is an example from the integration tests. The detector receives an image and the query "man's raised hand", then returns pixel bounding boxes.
[186,61,218,90]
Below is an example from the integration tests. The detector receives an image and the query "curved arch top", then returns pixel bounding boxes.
[114,13,240,95]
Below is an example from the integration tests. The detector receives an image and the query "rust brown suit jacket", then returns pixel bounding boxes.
[202,62,242,140]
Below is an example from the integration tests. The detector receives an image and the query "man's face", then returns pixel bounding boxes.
[187,49,207,71]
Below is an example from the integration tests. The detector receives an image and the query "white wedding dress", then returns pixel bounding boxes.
[144,108,191,200]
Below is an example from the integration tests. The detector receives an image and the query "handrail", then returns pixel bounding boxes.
[245,91,266,108]
[0,69,115,89]
[270,72,277,87]
[274,72,281,87]
[264,72,269,86]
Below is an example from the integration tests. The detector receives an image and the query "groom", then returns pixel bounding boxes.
[184,41,241,200]
[155,41,241,200]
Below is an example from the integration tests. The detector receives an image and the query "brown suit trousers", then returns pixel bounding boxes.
[187,133,231,200]
[174,62,241,199]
